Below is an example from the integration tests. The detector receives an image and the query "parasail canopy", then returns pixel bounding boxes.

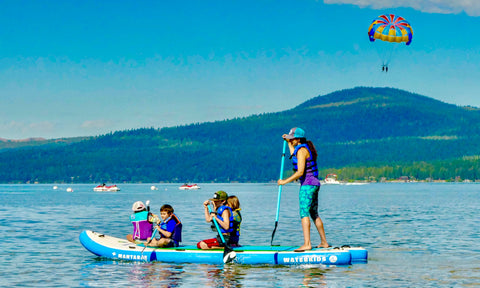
[368,14,413,45]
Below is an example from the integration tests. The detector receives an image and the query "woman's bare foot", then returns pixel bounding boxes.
[316,243,330,248]
[294,245,312,252]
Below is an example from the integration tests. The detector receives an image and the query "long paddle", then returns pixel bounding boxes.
[207,204,236,264]
[271,140,287,246]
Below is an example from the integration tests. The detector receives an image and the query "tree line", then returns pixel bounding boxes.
[2,87,480,183]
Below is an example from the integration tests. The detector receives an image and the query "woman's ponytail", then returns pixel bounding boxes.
[307,140,318,161]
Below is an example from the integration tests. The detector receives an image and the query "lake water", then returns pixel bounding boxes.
[0,183,479,287]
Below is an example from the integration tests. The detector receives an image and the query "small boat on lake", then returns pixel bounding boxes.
[79,230,367,265]
[179,183,200,190]
[323,174,340,185]
[93,184,120,192]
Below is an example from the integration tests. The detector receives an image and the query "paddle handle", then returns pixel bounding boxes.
[141,227,158,255]
[207,204,227,244]
[275,141,287,222]
[271,141,287,246]
[150,227,158,242]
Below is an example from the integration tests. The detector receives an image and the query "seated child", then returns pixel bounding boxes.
[126,201,154,242]
[197,191,234,249]
[147,204,182,247]
[227,195,242,247]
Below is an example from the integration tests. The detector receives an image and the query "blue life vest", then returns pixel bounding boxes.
[170,213,182,244]
[292,143,319,178]
[156,213,182,245]
[216,205,234,234]
[230,210,242,244]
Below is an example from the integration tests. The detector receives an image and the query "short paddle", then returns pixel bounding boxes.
[207,204,237,264]
[140,227,158,255]
[271,140,287,246]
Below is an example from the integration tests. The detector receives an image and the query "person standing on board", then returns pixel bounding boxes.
[277,127,329,252]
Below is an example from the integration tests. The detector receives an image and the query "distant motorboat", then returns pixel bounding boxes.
[93,184,120,192]
[150,185,158,190]
[66,187,74,192]
[323,174,340,185]
[179,183,200,190]
[343,182,369,186]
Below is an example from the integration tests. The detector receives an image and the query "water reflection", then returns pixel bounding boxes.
[79,260,332,287]
[132,263,185,287]
[200,264,244,288]
[79,260,185,287]
[297,266,328,287]
[198,263,329,288]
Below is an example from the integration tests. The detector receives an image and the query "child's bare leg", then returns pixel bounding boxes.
[145,237,156,246]
[198,241,210,249]
[156,238,171,248]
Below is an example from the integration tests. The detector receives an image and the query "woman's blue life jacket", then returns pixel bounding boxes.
[211,205,234,234]
[230,209,242,244]
[158,213,182,244]
[292,143,319,180]
[130,210,153,240]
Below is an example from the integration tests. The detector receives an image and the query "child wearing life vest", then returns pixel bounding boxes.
[197,191,234,249]
[147,204,182,247]
[227,195,242,247]
[126,201,155,242]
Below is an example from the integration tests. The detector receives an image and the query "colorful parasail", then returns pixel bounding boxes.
[368,14,413,45]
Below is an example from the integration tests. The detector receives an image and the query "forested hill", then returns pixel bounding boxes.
[2,86,480,183]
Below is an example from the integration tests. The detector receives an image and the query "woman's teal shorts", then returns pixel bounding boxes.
[299,185,320,219]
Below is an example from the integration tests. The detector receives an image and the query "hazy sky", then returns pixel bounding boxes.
[1,0,479,139]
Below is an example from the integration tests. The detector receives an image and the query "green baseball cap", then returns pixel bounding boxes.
[209,190,228,201]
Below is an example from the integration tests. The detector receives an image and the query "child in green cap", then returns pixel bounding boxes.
[197,191,234,249]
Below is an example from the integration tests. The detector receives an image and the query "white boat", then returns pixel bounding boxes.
[179,183,200,190]
[323,174,340,185]
[93,184,120,192]
[343,182,369,186]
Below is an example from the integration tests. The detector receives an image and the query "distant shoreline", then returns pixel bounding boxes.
[2,180,479,185]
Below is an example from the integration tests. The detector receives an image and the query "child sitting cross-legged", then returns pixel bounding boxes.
[147,204,182,248]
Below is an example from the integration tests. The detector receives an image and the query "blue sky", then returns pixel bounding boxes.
[1,0,479,140]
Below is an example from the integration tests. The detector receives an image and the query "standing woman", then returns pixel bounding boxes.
[277,127,329,252]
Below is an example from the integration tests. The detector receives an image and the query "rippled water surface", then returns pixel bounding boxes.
[1,183,479,287]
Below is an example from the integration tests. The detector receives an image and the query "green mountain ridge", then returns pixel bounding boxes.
[2,87,480,183]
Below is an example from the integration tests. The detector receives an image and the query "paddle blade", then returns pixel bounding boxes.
[223,249,237,264]
[270,221,278,246]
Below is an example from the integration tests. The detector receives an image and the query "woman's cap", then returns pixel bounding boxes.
[285,127,305,139]
[209,190,228,201]
[132,201,146,212]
